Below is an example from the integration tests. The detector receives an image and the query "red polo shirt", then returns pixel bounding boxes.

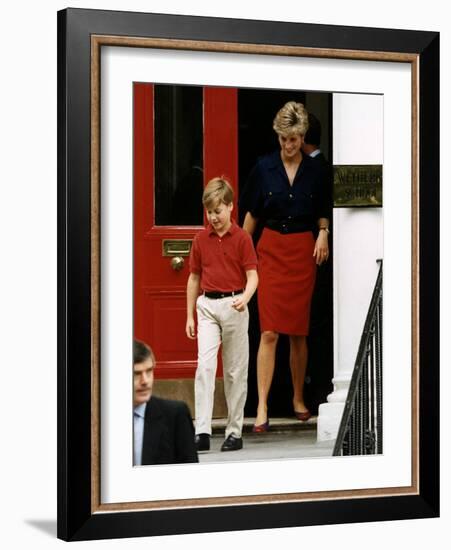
[189,222,257,292]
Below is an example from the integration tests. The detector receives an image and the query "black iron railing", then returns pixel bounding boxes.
[333,260,383,456]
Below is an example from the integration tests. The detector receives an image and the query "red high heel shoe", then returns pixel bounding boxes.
[252,420,270,433]
[294,410,311,422]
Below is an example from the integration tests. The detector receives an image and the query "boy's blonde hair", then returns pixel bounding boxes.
[202,177,234,209]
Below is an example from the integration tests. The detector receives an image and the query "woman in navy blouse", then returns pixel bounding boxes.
[242,101,330,431]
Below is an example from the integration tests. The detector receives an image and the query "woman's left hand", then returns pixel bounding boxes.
[313,231,329,266]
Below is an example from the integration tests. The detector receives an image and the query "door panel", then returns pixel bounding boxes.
[134,83,238,379]
[204,87,238,208]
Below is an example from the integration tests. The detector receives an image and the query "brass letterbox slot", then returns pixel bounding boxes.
[162,239,193,257]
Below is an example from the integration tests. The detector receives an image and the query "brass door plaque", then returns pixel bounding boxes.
[333,165,383,207]
[162,239,193,257]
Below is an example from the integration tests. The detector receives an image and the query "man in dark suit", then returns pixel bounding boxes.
[133,339,198,465]
[302,112,334,415]
[302,112,327,165]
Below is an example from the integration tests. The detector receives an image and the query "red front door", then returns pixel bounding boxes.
[134,83,238,379]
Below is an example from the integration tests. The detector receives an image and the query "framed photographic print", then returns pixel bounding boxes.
[57,8,439,541]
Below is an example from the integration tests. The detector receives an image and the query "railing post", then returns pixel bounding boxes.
[333,261,383,456]
[376,298,383,453]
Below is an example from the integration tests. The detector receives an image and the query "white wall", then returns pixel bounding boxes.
[334,94,384,378]
[0,1,448,549]
[318,94,384,440]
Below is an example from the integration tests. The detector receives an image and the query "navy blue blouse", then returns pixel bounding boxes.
[240,151,331,232]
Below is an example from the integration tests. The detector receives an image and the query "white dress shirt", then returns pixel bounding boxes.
[133,402,147,466]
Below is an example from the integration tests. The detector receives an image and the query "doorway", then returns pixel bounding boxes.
[238,88,334,416]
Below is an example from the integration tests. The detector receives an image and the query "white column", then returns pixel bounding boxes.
[317,94,383,441]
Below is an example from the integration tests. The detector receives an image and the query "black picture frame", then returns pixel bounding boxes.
[57,8,439,541]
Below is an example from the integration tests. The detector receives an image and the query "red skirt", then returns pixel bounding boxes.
[257,228,317,335]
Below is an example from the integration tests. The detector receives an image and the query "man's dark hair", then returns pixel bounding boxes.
[133,339,156,365]
[304,113,321,147]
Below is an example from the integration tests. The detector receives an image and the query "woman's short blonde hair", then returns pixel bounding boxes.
[273,101,309,137]
[202,177,234,209]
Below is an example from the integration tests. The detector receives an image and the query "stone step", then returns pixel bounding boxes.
[211,416,317,434]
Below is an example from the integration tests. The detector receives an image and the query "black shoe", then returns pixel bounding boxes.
[220,434,243,452]
[195,433,210,451]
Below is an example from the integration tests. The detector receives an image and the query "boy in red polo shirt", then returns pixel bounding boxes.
[186,177,258,452]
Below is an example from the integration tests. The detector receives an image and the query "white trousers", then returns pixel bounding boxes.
[194,294,249,438]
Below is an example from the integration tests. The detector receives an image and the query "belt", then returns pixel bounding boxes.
[265,218,312,234]
[203,289,244,299]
